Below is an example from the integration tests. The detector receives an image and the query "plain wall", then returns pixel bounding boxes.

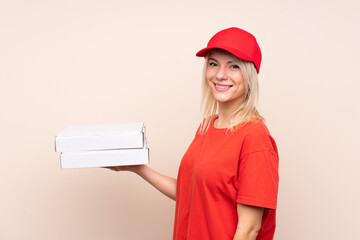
[1,0,359,239]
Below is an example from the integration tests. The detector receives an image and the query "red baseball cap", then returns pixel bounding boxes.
[196,27,262,73]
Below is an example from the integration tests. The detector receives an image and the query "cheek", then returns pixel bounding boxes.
[206,73,213,86]
[207,80,214,90]
[205,71,211,81]
[232,72,244,85]
[206,67,217,79]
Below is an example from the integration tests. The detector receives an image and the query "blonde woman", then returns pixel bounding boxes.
[107,27,279,240]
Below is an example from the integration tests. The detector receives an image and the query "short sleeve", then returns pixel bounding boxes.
[236,124,279,209]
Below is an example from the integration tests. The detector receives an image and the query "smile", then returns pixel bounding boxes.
[214,83,233,92]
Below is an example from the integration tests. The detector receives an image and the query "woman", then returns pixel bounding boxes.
[107,27,279,240]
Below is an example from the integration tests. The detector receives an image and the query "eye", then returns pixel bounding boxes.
[209,62,217,67]
[230,64,240,69]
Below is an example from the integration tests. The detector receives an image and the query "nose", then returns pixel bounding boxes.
[216,66,228,81]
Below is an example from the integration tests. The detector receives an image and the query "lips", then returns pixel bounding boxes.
[214,83,233,92]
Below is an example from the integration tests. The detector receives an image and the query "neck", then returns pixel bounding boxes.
[215,100,242,128]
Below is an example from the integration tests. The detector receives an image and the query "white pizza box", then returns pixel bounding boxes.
[60,148,149,169]
[60,140,149,169]
[55,122,146,152]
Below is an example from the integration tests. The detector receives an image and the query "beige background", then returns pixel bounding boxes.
[1,0,359,239]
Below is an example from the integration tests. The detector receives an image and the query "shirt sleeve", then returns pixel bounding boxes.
[236,125,279,210]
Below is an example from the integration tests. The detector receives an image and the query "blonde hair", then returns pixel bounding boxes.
[198,49,265,134]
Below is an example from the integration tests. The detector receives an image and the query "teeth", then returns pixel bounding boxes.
[215,84,231,89]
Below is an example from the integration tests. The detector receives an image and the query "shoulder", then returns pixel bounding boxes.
[239,119,278,157]
[237,118,270,137]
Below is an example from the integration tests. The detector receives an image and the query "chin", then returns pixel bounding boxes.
[213,96,231,103]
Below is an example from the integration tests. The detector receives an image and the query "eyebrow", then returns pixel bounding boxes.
[208,57,239,64]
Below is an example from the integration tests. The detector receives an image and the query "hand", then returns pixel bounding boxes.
[103,164,177,200]
[102,164,144,173]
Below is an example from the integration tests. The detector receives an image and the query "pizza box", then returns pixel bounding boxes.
[60,147,149,169]
[55,122,146,152]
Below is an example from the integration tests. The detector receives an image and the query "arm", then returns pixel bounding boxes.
[105,165,177,201]
[233,204,264,240]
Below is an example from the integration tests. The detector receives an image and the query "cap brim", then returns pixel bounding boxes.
[196,47,212,57]
[195,46,259,73]
[196,46,251,60]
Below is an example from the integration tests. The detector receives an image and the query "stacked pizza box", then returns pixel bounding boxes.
[55,123,149,169]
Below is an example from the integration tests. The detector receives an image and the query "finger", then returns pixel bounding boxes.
[102,167,115,170]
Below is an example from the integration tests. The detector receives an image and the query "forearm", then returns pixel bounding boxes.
[233,229,259,240]
[133,165,177,200]
[233,204,263,240]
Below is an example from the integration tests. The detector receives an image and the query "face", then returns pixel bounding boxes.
[206,49,246,106]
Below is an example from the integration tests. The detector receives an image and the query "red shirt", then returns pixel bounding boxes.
[173,116,279,240]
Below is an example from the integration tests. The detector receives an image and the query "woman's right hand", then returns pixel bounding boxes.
[103,164,177,200]
[103,164,144,173]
